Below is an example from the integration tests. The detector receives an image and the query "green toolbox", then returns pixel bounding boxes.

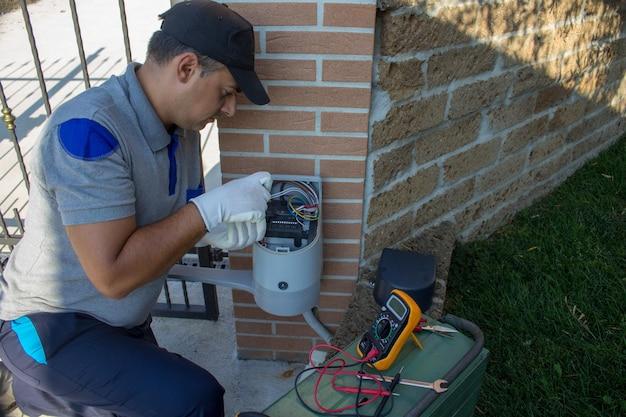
[263,315,489,417]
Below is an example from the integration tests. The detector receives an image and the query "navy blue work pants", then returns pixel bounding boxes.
[0,312,224,417]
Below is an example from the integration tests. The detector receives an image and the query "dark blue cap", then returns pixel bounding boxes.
[160,0,269,105]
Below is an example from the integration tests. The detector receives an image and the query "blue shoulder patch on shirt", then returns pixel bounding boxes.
[58,118,119,161]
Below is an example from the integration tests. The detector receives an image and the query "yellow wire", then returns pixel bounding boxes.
[288,196,319,220]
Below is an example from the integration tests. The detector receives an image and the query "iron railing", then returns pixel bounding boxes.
[0,0,220,320]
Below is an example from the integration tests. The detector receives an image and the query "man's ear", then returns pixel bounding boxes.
[175,52,199,83]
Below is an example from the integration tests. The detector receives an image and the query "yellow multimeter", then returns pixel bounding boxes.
[356,289,422,370]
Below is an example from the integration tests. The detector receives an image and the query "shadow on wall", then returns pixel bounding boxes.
[362,0,625,268]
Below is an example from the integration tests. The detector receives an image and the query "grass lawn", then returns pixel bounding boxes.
[445,135,625,417]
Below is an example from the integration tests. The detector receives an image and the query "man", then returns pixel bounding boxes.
[0,1,270,416]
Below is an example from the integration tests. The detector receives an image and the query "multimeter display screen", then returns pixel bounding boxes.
[388,296,407,320]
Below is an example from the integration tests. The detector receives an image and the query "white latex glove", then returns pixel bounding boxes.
[191,171,272,230]
[191,172,272,250]
[194,221,265,250]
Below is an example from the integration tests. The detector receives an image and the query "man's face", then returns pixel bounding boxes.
[177,66,239,131]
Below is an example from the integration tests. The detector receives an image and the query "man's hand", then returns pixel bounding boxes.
[190,171,272,230]
[195,221,265,250]
[190,172,272,249]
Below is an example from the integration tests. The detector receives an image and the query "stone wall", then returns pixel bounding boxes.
[220,0,625,362]
[362,0,626,277]
[219,0,376,362]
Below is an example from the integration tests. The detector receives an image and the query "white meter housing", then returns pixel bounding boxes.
[252,175,322,316]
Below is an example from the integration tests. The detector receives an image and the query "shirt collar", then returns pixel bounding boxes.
[123,62,173,152]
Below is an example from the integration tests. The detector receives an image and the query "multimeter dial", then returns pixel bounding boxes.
[376,318,392,339]
[371,312,403,350]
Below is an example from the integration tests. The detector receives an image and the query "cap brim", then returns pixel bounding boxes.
[228,66,270,105]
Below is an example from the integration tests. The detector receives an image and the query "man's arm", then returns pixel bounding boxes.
[66,203,205,299]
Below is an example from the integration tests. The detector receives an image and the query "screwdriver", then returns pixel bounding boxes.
[372,370,401,417]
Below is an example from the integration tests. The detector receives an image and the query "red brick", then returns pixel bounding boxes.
[232,289,255,304]
[275,323,319,337]
[322,181,365,199]
[323,222,362,239]
[322,261,359,278]
[218,133,264,152]
[322,202,363,220]
[237,335,313,351]
[323,60,372,83]
[324,4,376,28]
[219,110,315,130]
[323,243,360,258]
[228,3,317,26]
[256,59,316,81]
[234,305,304,322]
[320,276,357,291]
[267,86,370,108]
[221,156,315,175]
[320,160,366,178]
[321,112,369,133]
[270,135,367,156]
[267,32,374,55]
[229,256,252,270]
[235,321,273,335]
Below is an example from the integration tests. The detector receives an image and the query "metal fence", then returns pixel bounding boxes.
[0,0,220,320]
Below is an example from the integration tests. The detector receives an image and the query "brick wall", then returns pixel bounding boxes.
[220,0,376,361]
[362,0,626,274]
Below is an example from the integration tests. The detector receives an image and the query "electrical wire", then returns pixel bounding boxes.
[293,344,396,417]
[270,181,320,222]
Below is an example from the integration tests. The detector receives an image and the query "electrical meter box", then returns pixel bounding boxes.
[252,175,323,316]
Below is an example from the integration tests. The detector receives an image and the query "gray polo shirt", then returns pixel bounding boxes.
[0,63,203,328]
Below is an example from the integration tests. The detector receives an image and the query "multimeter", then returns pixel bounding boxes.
[356,289,422,370]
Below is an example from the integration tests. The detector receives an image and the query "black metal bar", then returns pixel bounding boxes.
[0,81,30,191]
[68,0,90,89]
[201,283,220,321]
[182,281,190,307]
[0,212,14,251]
[163,280,172,308]
[198,247,219,321]
[13,208,25,234]
[18,0,51,115]
[118,0,132,63]
[152,303,214,319]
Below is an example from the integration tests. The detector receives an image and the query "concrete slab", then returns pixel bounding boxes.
[153,285,303,417]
